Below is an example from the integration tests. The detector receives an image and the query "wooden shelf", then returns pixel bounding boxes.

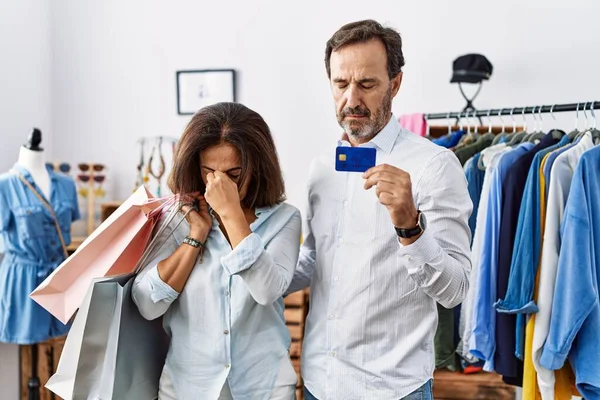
[433,370,515,400]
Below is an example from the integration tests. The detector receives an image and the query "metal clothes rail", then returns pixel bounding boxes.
[425,101,599,120]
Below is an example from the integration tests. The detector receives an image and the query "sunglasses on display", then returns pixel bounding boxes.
[77,174,105,183]
[46,162,72,174]
[78,163,105,172]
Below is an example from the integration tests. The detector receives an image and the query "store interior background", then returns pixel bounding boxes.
[1,0,599,397]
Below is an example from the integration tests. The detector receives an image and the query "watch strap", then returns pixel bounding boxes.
[395,225,422,239]
[394,211,424,239]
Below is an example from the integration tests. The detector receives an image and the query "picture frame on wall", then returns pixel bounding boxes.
[176,69,236,115]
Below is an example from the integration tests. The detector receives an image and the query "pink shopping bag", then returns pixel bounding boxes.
[30,185,178,324]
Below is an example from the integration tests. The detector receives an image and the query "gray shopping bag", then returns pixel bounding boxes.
[97,274,169,400]
[44,274,117,399]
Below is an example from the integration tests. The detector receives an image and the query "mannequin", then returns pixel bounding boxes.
[17,128,50,199]
[0,128,80,400]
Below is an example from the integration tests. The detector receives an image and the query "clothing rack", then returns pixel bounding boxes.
[425,101,599,120]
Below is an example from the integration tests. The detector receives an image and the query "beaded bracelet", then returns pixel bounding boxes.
[183,236,204,248]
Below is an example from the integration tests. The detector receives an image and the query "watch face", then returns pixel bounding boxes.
[418,212,427,231]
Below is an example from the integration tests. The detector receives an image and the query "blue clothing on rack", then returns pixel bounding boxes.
[494,135,569,360]
[539,146,600,399]
[464,154,486,242]
[470,142,533,372]
[433,130,466,148]
[0,164,80,344]
[494,133,561,383]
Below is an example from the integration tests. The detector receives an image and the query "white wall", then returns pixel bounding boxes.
[49,0,600,211]
[0,1,52,397]
[0,0,53,172]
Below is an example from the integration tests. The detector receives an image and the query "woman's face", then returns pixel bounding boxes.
[199,143,250,202]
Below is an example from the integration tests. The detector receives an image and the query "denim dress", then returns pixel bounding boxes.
[0,164,80,344]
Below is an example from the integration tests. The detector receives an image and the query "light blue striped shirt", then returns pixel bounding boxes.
[132,202,301,400]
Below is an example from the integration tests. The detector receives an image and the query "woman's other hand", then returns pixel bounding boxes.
[181,195,211,241]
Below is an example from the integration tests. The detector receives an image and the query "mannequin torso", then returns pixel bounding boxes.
[16,146,51,199]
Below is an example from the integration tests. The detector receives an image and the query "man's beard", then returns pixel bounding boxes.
[337,86,393,142]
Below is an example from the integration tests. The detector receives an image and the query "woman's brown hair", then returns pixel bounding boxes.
[168,102,286,209]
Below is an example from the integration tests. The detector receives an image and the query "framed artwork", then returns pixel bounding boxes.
[176,69,236,115]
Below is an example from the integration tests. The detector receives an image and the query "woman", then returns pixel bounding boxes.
[133,102,301,400]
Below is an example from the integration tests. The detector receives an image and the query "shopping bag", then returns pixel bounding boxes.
[46,204,186,399]
[30,185,173,324]
[46,273,169,400]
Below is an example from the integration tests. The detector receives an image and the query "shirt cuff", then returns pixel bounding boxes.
[147,265,180,303]
[469,334,491,363]
[539,345,567,371]
[494,299,539,314]
[397,228,442,283]
[221,233,264,276]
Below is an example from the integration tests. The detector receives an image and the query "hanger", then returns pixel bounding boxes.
[459,110,475,145]
[511,107,518,134]
[507,107,528,146]
[491,108,507,145]
[479,108,494,141]
[586,102,600,144]
[574,102,590,141]
[458,112,465,133]
[547,104,566,140]
[523,106,537,142]
[567,103,581,141]
[473,111,480,136]
[528,105,547,142]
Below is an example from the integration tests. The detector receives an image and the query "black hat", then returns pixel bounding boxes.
[451,54,493,84]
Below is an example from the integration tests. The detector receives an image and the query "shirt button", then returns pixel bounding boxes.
[225,291,230,296]
[225,364,230,368]
[334,276,339,282]
[51,241,56,246]
[328,314,335,320]
[343,201,349,207]
[328,351,336,357]
[338,237,344,244]
[223,330,229,335]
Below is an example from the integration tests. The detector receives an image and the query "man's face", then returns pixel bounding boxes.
[329,39,402,143]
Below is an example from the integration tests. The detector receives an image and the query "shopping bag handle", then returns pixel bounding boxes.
[143,193,197,220]
[133,202,194,275]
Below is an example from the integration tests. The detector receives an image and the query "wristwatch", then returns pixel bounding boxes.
[395,211,427,239]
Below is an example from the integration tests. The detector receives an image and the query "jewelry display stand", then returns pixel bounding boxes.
[135,136,178,197]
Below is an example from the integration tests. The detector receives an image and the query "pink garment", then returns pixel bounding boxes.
[399,113,427,136]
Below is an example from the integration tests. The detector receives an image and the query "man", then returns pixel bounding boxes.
[286,20,472,399]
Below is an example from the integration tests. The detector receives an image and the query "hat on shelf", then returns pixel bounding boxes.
[450,54,493,84]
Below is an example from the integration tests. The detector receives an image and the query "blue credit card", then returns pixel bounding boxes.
[335,146,377,173]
